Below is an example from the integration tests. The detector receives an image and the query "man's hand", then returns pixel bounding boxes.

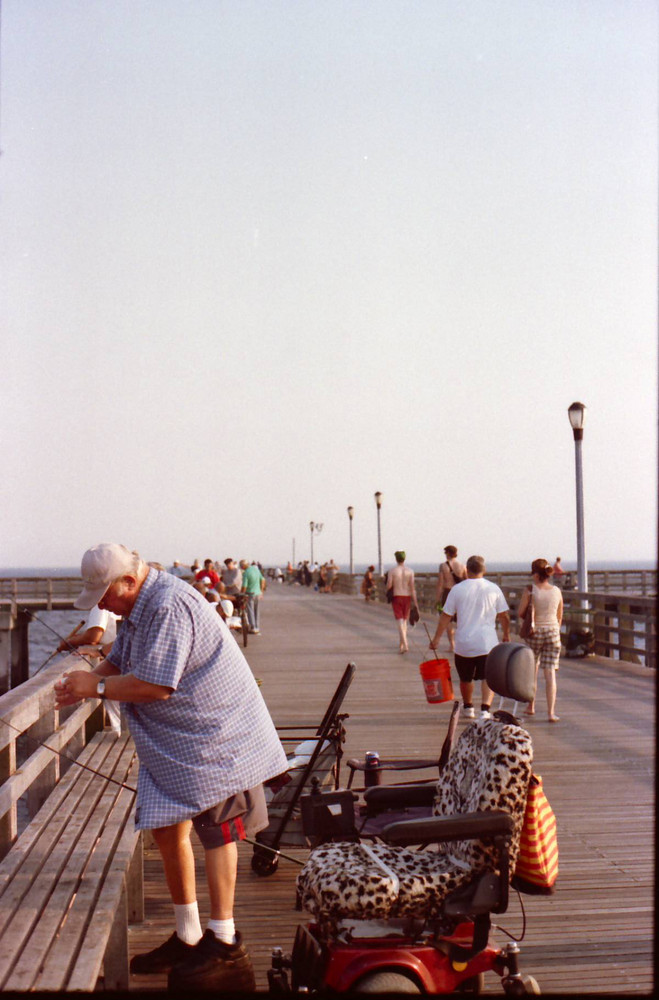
[497,611,511,643]
[54,670,97,708]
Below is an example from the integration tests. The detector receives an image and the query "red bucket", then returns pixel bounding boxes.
[419,658,454,704]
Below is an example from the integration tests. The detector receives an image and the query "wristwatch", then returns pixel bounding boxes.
[96,679,107,699]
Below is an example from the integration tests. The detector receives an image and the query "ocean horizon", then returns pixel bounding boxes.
[1,559,656,577]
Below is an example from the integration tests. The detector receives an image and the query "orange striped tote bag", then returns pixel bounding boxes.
[512,774,559,894]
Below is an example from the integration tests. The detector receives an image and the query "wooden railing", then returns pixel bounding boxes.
[0,654,104,859]
[0,577,83,606]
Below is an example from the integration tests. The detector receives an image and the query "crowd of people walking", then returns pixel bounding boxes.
[366,545,565,724]
[167,547,564,719]
[286,559,340,592]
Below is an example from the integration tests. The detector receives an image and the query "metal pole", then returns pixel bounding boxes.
[574,436,588,598]
[376,507,382,577]
[347,507,354,576]
[349,519,354,576]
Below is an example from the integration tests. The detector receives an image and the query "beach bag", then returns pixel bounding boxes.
[512,774,558,894]
[519,585,535,640]
[386,587,394,603]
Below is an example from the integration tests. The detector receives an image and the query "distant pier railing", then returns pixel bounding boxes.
[0,577,82,605]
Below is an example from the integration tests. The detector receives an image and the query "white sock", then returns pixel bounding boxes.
[174,902,203,945]
[207,917,236,944]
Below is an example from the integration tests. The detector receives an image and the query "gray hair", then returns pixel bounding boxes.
[113,549,145,582]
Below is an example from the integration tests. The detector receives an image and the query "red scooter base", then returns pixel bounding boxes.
[270,920,539,995]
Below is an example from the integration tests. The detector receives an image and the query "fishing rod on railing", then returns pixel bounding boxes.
[22,609,101,673]
[0,609,137,792]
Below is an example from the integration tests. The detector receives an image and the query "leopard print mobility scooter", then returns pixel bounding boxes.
[268,643,543,995]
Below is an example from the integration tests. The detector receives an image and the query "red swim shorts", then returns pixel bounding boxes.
[392,596,411,620]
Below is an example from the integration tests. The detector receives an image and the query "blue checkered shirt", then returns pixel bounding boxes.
[107,569,287,829]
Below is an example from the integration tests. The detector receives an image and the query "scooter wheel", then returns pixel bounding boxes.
[353,971,421,993]
[503,974,541,996]
[251,847,279,876]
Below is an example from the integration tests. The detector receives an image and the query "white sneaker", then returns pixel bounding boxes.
[479,709,491,721]
[462,706,475,719]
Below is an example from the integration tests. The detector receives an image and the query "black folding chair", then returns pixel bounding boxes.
[252,662,356,875]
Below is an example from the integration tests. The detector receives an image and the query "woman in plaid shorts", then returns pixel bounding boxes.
[517,558,563,722]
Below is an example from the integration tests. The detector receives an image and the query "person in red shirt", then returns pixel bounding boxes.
[195,559,220,589]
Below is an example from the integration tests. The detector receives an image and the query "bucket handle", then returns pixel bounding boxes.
[423,622,443,661]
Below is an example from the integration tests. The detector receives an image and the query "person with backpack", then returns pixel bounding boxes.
[436,546,467,652]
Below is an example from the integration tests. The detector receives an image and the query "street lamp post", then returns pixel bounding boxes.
[309,521,323,565]
[374,492,383,577]
[568,402,588,601]
[347,506,354,576]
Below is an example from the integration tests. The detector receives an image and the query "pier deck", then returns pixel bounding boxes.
[127,585,654,995]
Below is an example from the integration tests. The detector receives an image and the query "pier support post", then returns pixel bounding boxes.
[0,612,11,695]
[0,609,30,695]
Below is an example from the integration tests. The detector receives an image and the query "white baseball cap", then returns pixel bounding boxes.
[220,599,234,616]
[74,543,136,610]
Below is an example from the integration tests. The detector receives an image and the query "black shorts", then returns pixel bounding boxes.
[454,653,488,684]
[192,784,268,849]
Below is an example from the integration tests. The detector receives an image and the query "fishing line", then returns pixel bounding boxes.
[0,715,137,792]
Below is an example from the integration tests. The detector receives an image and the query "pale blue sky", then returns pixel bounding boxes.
[1,0,656,569]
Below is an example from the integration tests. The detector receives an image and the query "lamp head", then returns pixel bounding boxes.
[347,506,354,519]
[374,491,383,508]
[568,401,586,440]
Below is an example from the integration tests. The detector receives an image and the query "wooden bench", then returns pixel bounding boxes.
[0,728,143,991]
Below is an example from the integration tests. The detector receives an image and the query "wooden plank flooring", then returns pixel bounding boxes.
[127,584,655,994]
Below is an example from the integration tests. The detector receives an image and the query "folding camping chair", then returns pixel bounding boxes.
[251,662,355,875]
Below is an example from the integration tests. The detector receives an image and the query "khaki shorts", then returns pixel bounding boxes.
[192,784,268,849]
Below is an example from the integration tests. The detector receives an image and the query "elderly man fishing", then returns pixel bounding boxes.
[55,542,287,993]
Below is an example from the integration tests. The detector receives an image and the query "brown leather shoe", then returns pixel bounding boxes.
[131,932,197,974]
[168,930,256,993]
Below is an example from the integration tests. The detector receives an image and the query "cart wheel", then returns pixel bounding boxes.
[458,972,484,993]
[251,845,279,876]
[241,611,249,647]
[353,971,421,993]
[503,974,541,996]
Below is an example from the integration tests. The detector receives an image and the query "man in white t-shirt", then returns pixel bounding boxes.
[429,555,510,720]
[58,606,122,734]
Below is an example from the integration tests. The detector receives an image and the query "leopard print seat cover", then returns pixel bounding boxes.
[296,718,533,922]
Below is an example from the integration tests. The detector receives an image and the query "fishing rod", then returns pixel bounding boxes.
[28,620,86,679]
[0,610,137,791]
[16,612,311,864]
[22,609,100,672]
[243,838,305,866]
